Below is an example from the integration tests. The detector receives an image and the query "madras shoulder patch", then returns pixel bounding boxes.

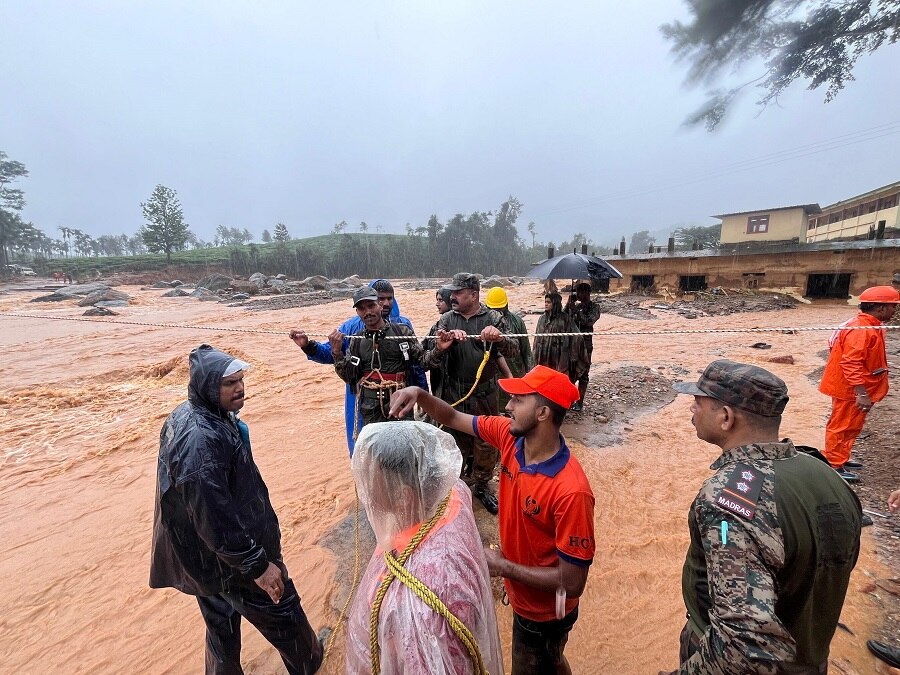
[715,462,763,520]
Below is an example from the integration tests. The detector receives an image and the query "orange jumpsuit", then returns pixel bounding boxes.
[818,312,889,467]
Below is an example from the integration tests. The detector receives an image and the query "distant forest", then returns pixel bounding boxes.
[3,151,720,279]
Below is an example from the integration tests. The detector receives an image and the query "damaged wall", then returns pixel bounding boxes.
[606,241,900,298]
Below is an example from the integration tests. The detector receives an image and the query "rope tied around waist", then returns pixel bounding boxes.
[368,490,488,675]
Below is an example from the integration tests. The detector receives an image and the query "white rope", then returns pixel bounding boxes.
[1,311,898,339]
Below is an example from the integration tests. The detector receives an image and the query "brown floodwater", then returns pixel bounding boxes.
[0,283,891,674]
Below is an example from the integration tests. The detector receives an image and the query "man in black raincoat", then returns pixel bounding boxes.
[150,344,323,675]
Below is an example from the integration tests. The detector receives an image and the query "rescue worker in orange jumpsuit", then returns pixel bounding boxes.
[819,286,900,481]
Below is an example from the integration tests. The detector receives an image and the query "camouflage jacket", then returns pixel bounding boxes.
[565,299,601,345]
[679,441,861,675]
[422,304,519,403]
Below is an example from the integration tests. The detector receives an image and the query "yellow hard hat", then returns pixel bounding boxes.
[485,287,508,309]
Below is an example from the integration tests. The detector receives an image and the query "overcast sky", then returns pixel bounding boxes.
[2,1,899,247]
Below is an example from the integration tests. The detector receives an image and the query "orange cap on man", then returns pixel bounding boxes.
[498,365,580,409]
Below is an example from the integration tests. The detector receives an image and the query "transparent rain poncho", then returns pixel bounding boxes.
[346,422,503,675]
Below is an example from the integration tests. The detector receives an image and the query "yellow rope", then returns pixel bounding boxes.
[448,344,493,408]
[370,491,485,675]
[322,487,363,663]
[383,553,489,675]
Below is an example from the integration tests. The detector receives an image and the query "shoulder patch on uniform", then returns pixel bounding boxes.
[715,462,763,521]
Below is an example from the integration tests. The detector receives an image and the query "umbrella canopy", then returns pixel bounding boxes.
[526,252,623,281]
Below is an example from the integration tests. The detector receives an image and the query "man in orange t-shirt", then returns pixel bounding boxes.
[819,286,900,480]
[391,366,595,675]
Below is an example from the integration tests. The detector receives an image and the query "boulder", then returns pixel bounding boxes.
[46,282,111,298]
[481,276,506,289]
[30,292,71,302]
[340,275,362,286]
[282,282,308,293]
[270,278,287,292]
[152,281,171,288]
[195,273,234,292]
[330,287,356,298]
[768,355,795,365]
[191,287,218,300]
[83,306,118,316]
[275,273,287,281]
[77,288,131,307]
[230,293,250,301]
[170,280,184,287]
[230,280,258,296]
[300,275,330,290]
[249,272,267,289]
[161,288,190,297]
[94,300,130,308]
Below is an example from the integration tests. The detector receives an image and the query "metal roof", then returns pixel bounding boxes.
[712,204,821,219]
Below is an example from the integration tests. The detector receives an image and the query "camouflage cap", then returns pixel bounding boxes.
[352,286,378,307]
[673,359,789,417]
[446,273,480,291]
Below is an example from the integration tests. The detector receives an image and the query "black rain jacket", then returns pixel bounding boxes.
[149,344,280,596]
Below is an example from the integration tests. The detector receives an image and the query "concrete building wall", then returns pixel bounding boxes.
[606,244,900,298]
[806,195,900,243]
[719,207,807,244]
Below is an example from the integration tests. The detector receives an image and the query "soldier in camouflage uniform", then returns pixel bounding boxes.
[532,292,586,384]
[422,273,520,515]
[660,360,862,675]
[565,282,601,410]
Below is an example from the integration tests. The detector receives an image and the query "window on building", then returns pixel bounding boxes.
[828,212,842,224]
[807,217,818,230]
[743,273,765,289]
[806,273,851,299]
[864,200,878,214]
[631,275,655,291]
[747,214,769,233]
[679,275,707,292]
[877,193,898,210]
[843,206,859,219]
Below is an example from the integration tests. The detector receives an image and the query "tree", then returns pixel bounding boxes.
[629,229,656,253]
[673,223,722,249]
[140,185,190,263]
[527,221,537,249]
[332,220,347,235]
[261,229,272,243]
[273,222,290,242]
[663,0,900,130]
[0,150,30,268]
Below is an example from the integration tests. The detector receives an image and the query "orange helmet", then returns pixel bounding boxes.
[859,286,900,303]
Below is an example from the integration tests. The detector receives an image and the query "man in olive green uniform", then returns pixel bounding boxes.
[661,360,862,675]
[333,287,423,433]
[422,273,519,515]
[565,282,601,410]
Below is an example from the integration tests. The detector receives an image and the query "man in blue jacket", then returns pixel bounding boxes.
[150,344,323,674]
[290,279,427,455]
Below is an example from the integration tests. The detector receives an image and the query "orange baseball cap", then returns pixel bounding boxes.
[859,286,900,303]
[498,365,580,409]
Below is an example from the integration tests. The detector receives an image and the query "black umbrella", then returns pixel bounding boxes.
[526,252,623,282]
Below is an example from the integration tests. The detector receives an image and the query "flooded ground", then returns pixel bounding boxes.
[0,282,894,674]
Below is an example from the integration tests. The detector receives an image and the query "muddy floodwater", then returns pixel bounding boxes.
[0,283,891,674]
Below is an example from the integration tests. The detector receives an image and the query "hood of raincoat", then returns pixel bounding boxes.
[188,344,239,412]
[351,421,462,550]
[369,278,402,322]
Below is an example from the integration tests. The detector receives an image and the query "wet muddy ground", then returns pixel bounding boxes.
[0,281,896,674]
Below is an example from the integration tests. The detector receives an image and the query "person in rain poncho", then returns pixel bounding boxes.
[345,422,503,675]
[533,292,587,387]
[289,279,428,455]
[150,344,323,674]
